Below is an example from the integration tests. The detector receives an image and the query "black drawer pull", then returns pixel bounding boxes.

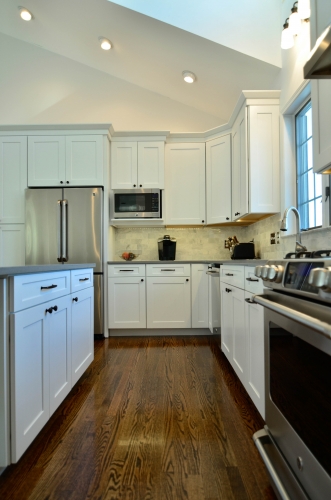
[79,277,89,281]
[225,273,234,276]
[72,297,78,302]
[41,284,58,290]
[161,269,176,271]
[119,269,134,272]
[246,277,259,282]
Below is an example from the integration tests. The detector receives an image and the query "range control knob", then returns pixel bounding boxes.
[308,267,331,291]
[261,265,270,280]
[255,266,263,278]
[267,265,284,283]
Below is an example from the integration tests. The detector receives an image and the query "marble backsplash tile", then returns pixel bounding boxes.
[112,214,331,261]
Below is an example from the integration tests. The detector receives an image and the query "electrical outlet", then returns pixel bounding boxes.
[270,232,276,245]
[276,231,280,244]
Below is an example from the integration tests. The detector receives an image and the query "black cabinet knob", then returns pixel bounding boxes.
[235,212,240,216]
[202,220,205,223]
[53,305,58,312]
[45,307,53,314]
[72,297,78,302]
[226,217,229,220]
[66,181,69,184]
[141,279,144,282]
[139,184,142,187]
[133,184,136,187]
[60,181,63,184]
[186,278,189,282]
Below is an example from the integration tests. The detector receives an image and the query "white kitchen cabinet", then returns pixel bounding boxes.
[28,135,104,187]
[220,265,265,417]
[71,286,94,386]
[10,301,50,462]
[111,141,164,189]
[191,264,208,328]
[0,225,25,266]
[165,143,206,225]
[146,275,191,328]
[108,276,146,329]
[0,137,27,224]
[231,103,280,221]
[206,134,231,224]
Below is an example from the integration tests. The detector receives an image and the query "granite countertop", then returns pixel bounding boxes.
[0,263,96,278]
[108,259,267,266]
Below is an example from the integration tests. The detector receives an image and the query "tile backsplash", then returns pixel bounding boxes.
[112,214,331,261]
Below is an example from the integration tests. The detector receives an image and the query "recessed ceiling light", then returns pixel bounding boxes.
[182,71,196,83]
[19,7,33,21]
[99,37,112,50]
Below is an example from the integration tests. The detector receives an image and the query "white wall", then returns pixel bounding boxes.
[0,33,221,132]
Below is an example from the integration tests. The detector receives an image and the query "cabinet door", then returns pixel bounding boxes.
[0,225,25,266]
[147,277,191,328]
[206,135,231,223]
[165,143,206,225]
[220,282,233,360]
[137,142,164,188]
[10,302,50,462]
[49,294,72,416]
[111,142,138,189]
[191,264,208,328]
[28,136,66,187]
[245,291,265,419]
[312,80,331,174]
[232,106,248,220]
[231,285,246,384]
[108,277,146,329]
[0,137,27,224]
[66,135,103,186]
[249,105,280,213]
[71,287,94,386]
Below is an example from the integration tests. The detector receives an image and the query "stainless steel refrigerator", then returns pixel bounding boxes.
[25,187,104,335]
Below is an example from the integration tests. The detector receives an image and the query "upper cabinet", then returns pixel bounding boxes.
[111,141,164,189]
[231,102,280,221]
[206,134,231,224]
[0,136,27,224]
[310,1,331,174]
[165,143,206,225]
[28,135,104,187]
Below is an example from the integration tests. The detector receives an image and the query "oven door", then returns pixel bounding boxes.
[254,290,331,500]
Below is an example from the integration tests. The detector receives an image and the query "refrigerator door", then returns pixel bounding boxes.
[25,189,63,265]
[64,188,103,272]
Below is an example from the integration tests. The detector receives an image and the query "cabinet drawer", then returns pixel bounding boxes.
[71,268,93,293]
[108,264,145,277]
[220,266,244,289]
[146,264,190,277]
[9,271,71,312]
[244,267,264,294]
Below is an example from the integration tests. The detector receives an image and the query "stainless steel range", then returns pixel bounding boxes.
[252,251,331,500]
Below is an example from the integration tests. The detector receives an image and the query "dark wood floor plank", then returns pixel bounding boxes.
[0,335,276,500]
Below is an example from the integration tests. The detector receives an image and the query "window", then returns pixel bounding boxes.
[296,100,323,229]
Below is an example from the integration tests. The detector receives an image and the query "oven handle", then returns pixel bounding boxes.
[253,294,331,339]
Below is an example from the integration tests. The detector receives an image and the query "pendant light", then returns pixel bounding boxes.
[289,2,301,35]
[281,18,294,50]
[298,0,311,20]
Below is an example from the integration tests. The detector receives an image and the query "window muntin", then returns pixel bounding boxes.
[296,100,323,230]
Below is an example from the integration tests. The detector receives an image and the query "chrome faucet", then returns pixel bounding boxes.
[280,206,307,253]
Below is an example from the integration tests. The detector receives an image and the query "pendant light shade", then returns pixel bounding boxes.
[298,0,311,20]
[289,3,301,35]
[281,18,294,49]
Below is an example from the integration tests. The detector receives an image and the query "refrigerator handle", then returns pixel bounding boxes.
[62,200,68,262]
[57,200,62,262]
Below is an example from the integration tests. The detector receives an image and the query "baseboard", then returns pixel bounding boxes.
[107,328,212,337]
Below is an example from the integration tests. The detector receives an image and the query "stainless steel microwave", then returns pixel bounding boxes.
[113,189,161,218]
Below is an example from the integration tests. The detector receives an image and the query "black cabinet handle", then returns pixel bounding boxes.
[235,212,240,216]
[225,288,232,293]
[225,273,233,276]
[226,217,229,220]
[139,184,142,187]
[245,298,256,304]
[45,307,53,314]
[246,277,259,282]
[72,297,78,302]
[60,181,63,184]
[79,277,89,282]
[41,284,57,290]
[186,278,189,282]
[53,305,58,312]
[202,220,205,223]
[141,279,144,282]
[133,184,136,187]
[66,181,69,184]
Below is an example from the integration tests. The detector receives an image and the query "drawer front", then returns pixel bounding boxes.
[244,267,264,294]
[220,266,244,289]
[108,264,145,277]
[146,264,191,277]
[71,268,94,293]
[10,271,71,312]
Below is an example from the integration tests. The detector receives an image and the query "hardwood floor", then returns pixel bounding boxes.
[0,336,276,500]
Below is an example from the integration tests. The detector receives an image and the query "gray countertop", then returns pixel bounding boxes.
[0,263,96,278]
[108,260,267,266]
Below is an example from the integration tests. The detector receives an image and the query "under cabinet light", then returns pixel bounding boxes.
[19,7,33,21]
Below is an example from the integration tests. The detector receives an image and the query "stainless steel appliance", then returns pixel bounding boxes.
[231,242,255,260]
[113,189,161,218]
[206,264,221,334]
[25,187,104,335]
[252,252,331,500]
[158,235,176,260]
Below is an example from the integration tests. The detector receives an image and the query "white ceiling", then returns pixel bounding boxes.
[0,0,282,127]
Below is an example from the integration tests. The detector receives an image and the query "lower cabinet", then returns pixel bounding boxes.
[220,265,265,418]
[191,264,209,328]
[10,269,94,462]
[108,277,146,329]
[146,276,191,328]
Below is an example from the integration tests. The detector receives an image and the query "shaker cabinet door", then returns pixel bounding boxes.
[28,136,66,187]
[71,287,94,386]
[108,277,146,329]
[206,135,231,224]
[111,142,138,189]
